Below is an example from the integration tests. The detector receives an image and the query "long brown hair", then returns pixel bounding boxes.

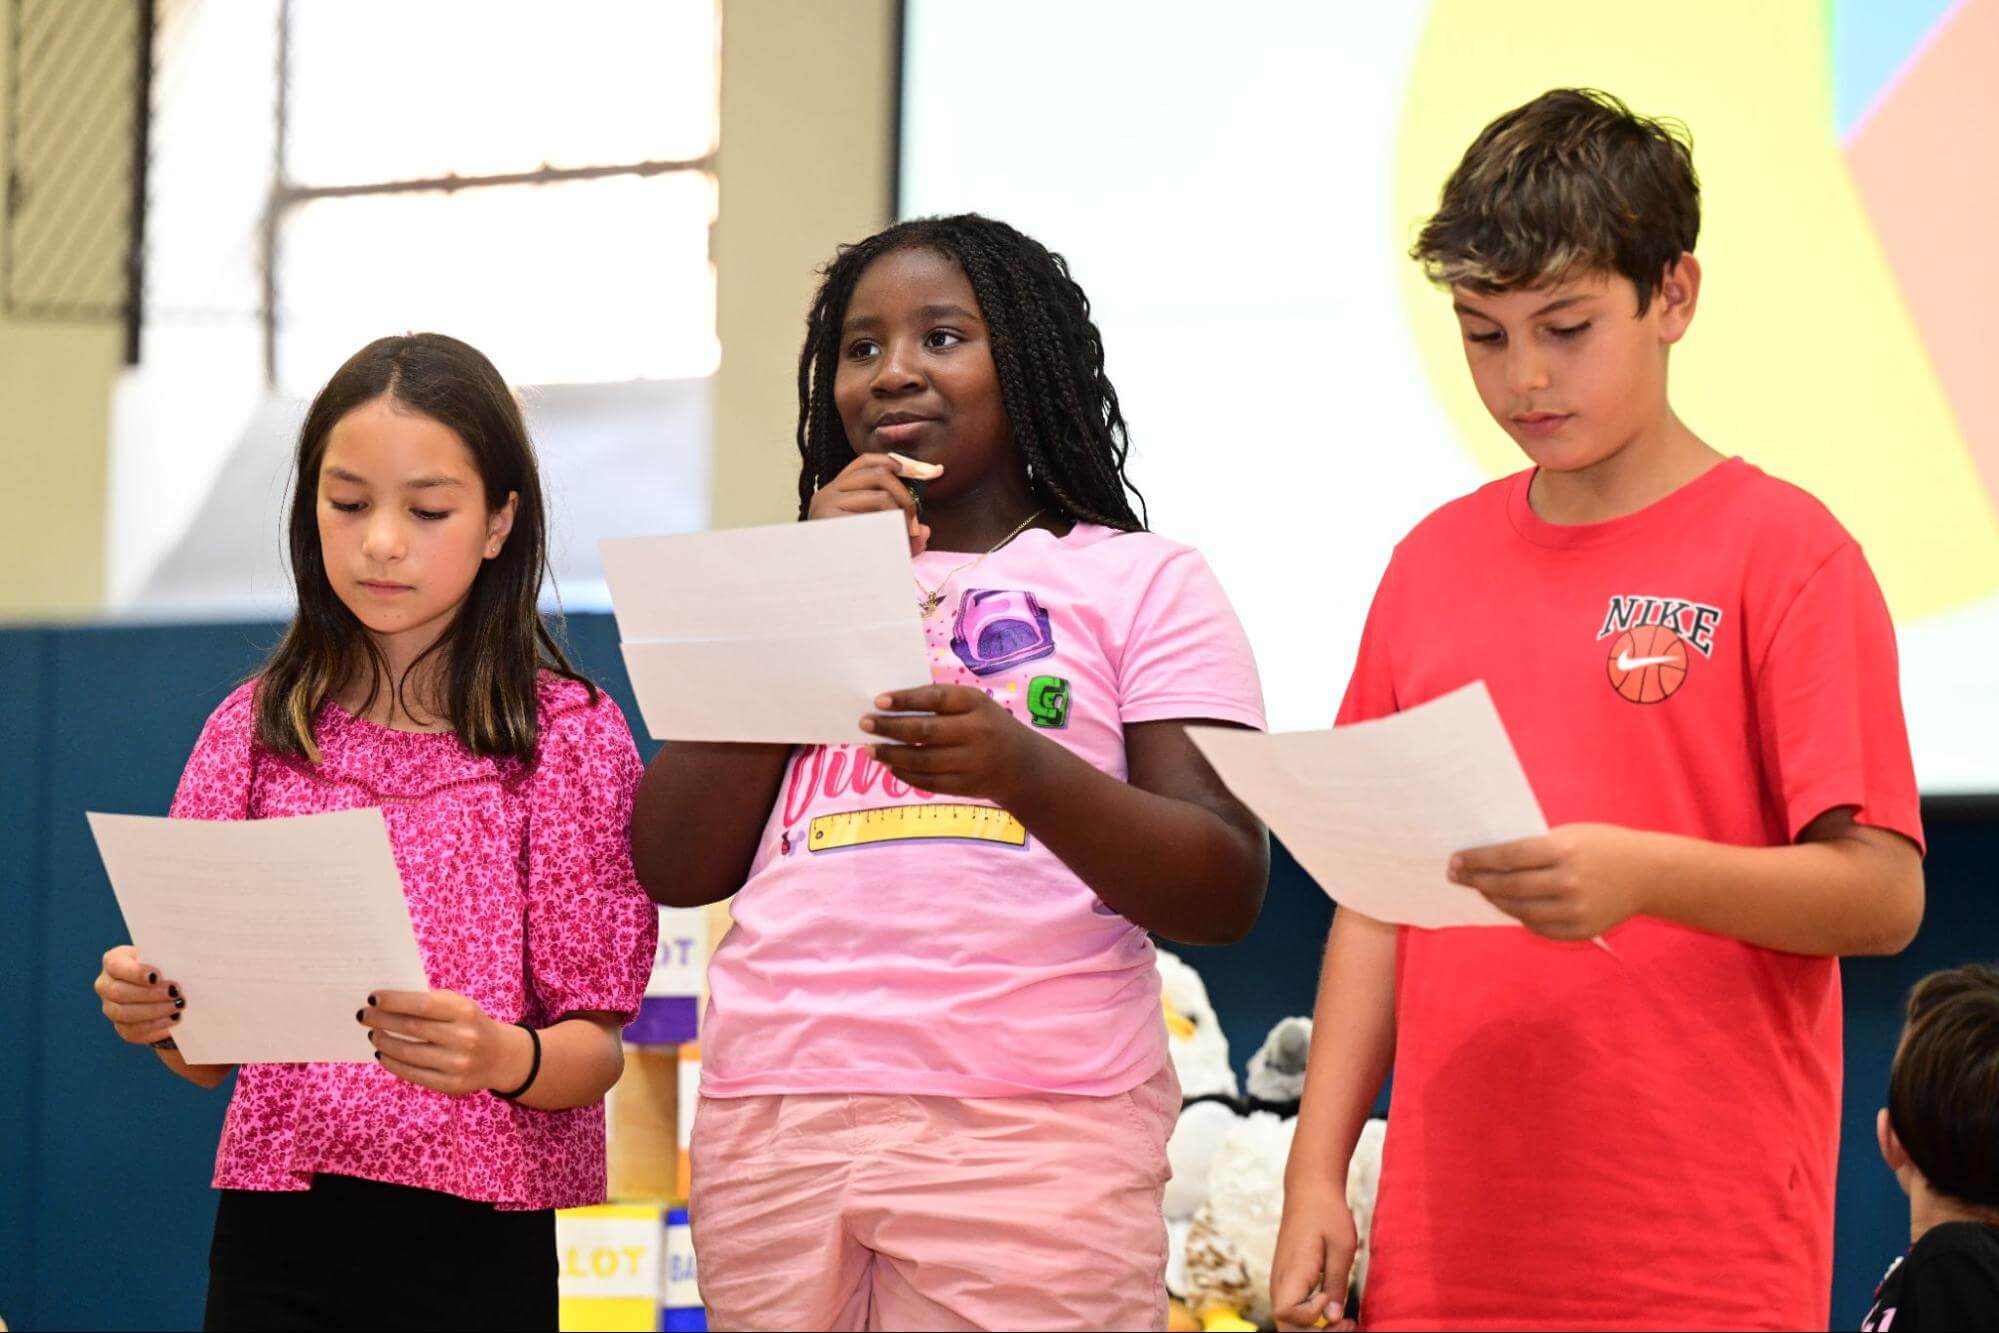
[255,333,592,764]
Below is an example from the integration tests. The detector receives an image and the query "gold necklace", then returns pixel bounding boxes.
[915,510,1046,616]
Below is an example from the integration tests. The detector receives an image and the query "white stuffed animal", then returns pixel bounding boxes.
[1185,1011,1389,1330]
[1158,950,1239,1221]
[1157,956,1391,1330]
[1246,1016,1312,1110]
[1157,950,1237,1102]
[1189,1110,1294,1325]
[1156,950,1242,1307]
[1187,1111,1389,1329]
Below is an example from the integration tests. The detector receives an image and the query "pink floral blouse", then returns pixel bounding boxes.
[169,674,657,1210]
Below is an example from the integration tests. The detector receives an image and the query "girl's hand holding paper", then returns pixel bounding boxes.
[358,989,532,1098]
[94,944,185,1048]
[862,684,1052,802]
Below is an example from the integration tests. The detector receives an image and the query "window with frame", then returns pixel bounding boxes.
[271,0,720,394]
[114,0,720,614]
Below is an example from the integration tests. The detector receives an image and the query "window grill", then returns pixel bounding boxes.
[2,0,151,361]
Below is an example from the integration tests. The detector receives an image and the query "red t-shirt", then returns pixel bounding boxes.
[1341,458,1923,1331]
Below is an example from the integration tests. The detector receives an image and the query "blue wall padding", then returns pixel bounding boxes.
[0,615,1990,1330]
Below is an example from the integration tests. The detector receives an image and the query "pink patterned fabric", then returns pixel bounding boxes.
[169,674,657,1210]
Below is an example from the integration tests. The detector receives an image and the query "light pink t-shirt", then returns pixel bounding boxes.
[702,523,1265,1099]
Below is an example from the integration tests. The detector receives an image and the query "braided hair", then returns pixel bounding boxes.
[795,214,1147,531]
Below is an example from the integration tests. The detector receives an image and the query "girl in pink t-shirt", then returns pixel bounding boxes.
[90,334,656,1331]
[633,214,1271,1331]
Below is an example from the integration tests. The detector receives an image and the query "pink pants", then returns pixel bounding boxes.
[689,1063,1179,1331]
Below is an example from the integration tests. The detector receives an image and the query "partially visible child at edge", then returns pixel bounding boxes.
[630,214,1271,1332]
[91,334,657,1332]
[1271,90,1925,1332]
[1863,964,1999,1331]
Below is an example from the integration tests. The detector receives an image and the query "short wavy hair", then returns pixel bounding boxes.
[1889,964,1999,1208]
[1412,88,1700,313]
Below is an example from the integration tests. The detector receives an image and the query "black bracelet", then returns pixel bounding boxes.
[493,1023,541,1100]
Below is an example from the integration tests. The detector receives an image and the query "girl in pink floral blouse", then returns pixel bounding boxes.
[90,333,657,1332]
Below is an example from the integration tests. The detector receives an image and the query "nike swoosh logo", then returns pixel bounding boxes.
[1617,653,1680,671]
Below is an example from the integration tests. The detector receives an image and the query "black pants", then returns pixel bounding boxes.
[204,1174,557,1332]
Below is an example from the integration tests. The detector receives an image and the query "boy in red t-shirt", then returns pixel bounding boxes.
[1271,89,1926,1332]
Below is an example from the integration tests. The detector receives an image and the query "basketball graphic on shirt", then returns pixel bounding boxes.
[1607,624,1690,704]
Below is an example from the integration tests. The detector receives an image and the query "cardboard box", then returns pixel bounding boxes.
[676,1044,700,1202]
[705,898,733,967]
[554,1202,705,1332]
[556,1203,666,1332]
[608,1043,680,1203]
[664,1206,704,1331]
[647,906,710,998]
[626,902,720,1048]
[624,995,697,1048]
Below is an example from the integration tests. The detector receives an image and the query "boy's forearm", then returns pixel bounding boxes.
[1642,820,1923,957]
[1286,908,1397,1192]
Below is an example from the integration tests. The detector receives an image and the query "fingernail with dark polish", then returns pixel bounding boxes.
[147,972,158,985]
[356,1009,365,1023]
[168,985,180,999]
[170,1013,181,1023]
[174,998,185,1009]
[367,994,377,1006]
[372,1051,381,1061]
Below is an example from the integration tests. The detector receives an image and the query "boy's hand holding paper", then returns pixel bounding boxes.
[1448,821,1660,940]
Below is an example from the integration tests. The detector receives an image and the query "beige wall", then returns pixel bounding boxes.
[0,0,898,621]
[711,0,898,528]
[0,1,124,621]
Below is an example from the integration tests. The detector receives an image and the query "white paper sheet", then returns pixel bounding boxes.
[600,510,934,745]
[1187,681,1544,930]
[88,807,429,1064]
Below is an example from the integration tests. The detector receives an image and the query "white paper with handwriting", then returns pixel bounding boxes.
[1188,681,1543,929]
[89,807,428,1063]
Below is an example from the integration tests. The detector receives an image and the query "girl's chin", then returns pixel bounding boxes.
[341,603,443,638]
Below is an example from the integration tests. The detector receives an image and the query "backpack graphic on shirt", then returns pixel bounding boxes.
[1596,594,1724,705]
[951,589,1057,676]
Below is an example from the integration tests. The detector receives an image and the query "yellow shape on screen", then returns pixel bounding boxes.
[1394,0,1999,619]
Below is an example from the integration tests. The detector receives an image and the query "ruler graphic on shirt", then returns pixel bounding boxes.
[807,804,1028,852]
